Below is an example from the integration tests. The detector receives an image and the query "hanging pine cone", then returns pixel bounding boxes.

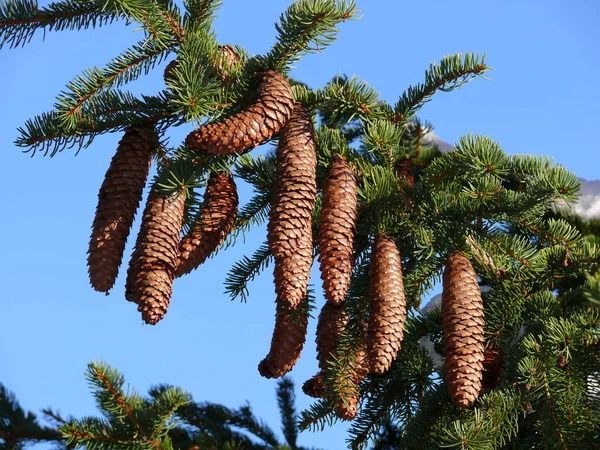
[268,103,317,309]
[175,172,238,277]
[87,127,155,293]
[318,154,357,305]
[481,342,504,393]
[316,302,349,370]
[441,251,485,409]
[125,187,186,325]
[186,70,294,155]
[302,373,326,398]
[368,234,407,375]
[335,321,369,421]
[258,302,308,379]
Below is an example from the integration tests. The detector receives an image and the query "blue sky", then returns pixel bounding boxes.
[1,1,599,448]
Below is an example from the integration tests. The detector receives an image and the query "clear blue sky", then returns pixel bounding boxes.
[1,1,599,448]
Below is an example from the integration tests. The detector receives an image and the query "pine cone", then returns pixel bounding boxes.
[302,373,326,398]
[175,172,238,277]
[268,103,317,309]
[318,154,357,305]
[258,303,308,379]
[125,187,186,325]
[87,127,154,293]
[186,70,294,155]
[481,342,504,393]
[441,251,485,409]
[316,302,349,370]
[368,234,407,374]
[335,321,369,421]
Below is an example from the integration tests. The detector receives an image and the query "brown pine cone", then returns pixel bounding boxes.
[368,234,407,375]
[318,154,357,305]
[268,103,317,309]
[175,172,238,277]
[302,373,326,398]
[186,70,294,155]
[87,127,155,293]
[316,302,349,371]
[125,187,186,325]
[441,251,485,409]
[258,303,308,379]
[481,342,504,393]
[335,321,369,421]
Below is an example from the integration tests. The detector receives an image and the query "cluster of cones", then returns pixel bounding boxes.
[86,54,493,417]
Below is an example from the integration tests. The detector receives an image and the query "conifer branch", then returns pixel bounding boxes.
[276,378,299,449]
[0,0,117,49]
[266,0,359,70]
[182,0,221,32]
[55,40,177,126]
[224,242,272,302]
[17,91,176,156]
[393,53,490,123]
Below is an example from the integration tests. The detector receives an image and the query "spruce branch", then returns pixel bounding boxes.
[54,39,177,126]
[182,0,221,32]
[0,0,117,49]
[266,0,359,71]
[276,378,299,449]
[16,91,176,156]
[393,53,490,123]
[223,242,272,302]
[227,405,281,448]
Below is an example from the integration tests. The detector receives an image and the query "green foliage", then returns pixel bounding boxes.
[3,0,600,449]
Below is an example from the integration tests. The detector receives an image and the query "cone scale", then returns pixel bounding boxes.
[318,154,357,305]
[441,251,485,409]
[176,172,238,277]
[125,187,186,325]
[336,321,369,421]
[186,70,294,155]
[368,234,407,374]
[87,127,154,293]
[258,303,308,379]
[267,103,317,309]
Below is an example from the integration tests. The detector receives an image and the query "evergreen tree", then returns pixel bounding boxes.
[1,1,599,449]
[0,363,317,450]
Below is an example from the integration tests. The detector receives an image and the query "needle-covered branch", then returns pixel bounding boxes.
[16,91,175,156]
[0,0,118,49]
[266,0,359,71]
[394,53,490,123]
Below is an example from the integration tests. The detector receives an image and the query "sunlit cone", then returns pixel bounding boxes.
[368,234,407,375]
[335,321,369,421]
[441,251,485,409]
[258,302,308,379]
[87,127,155,293]
[268,103,317,309]
[316,302,349,370]
[302,373,326,398]
[481,342,504,393]
[186,70,294,154]
[125,187,186,325]
[175,172,238,277]
[318,154,357,305]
